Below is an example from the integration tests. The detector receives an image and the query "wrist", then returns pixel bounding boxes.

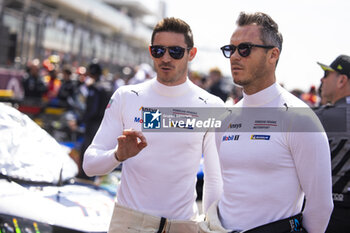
[115,151,125,162]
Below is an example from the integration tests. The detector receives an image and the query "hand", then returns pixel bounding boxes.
[115,129,147,162]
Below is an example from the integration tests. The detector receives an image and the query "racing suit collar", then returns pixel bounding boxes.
[242,82,282,107]
[152,77,191,97]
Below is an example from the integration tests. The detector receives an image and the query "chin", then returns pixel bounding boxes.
[232,76,242,84]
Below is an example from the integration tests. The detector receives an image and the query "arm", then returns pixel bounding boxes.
[289,128,333,233]
[202,131,223,213]
[83,89,147,176]
[82,90,123,176]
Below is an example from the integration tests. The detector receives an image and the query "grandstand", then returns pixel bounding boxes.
[0,0,164,71]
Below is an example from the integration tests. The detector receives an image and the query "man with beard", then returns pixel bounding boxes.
[83,17,223,232]
[199,12,333,233]
[315,55,350,233]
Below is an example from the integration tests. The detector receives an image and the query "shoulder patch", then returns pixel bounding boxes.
[106,99,113,109]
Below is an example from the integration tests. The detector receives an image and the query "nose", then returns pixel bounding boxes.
[230,48,241,61]
[161,49,172,62]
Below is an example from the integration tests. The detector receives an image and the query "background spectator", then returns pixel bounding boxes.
[22,59,47,100]
[206,67,228,102]
[78,62,112,179]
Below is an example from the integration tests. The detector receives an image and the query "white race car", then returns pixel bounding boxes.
[0,103,115,233]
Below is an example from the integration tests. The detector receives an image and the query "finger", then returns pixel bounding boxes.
[137,141,147,150]
[122,128,136,135]
[123,130,147,143]
[117,135,126,144]
[137,133,147,144]
[122,129,139,136]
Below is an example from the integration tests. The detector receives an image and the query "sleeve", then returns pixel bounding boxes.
[288,113,333,233]
[82,89,123,176]
[202,130,223,213]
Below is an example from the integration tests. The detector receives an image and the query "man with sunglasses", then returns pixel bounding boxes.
[314,55,350,233]
[83,17,224,233]
[199,12,333,233]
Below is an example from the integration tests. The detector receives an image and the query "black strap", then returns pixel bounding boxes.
[232,213,306,233]
[157,217,167,233]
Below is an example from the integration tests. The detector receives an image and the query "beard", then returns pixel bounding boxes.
[154,61,187,85]
[232,56,268,87]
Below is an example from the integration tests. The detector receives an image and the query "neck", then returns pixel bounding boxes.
[152,78,190,97]
[243,76,276,95]
[156,68,188,86]
[241,82,281,107]
[157,77,187,86]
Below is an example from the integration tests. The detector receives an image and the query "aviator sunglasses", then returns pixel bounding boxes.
[150,45,191,59]
[220,43,274,58]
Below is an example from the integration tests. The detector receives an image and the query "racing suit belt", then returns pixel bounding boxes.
[199,201,306,233]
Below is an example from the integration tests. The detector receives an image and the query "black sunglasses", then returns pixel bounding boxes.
[220,43,275,58]
[150,45,191,60]
[324,71,330,78]
[323,70,342,79]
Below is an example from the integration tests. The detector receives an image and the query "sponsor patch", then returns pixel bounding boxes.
[289,218,301,232]
[222,135,240,141]
[134,117,143,123]
[228,123,242,129]
[251,135,270,140]
[253,120,277,129]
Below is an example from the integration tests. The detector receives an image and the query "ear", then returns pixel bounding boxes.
[268,47,280,65]
[148,46,152,57]
[337,74,348,88]
[188,47,197,61]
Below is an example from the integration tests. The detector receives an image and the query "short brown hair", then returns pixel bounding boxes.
[151,17,194,48]
[237,12,283,52]
[209,67,222,76]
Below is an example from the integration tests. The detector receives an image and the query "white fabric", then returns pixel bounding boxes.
[198,201,229,233]
[83,78,224,220]
[109,203,198,233]
[217,83,333,233]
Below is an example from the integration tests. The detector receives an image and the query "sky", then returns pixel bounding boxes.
[143,0,350,92]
